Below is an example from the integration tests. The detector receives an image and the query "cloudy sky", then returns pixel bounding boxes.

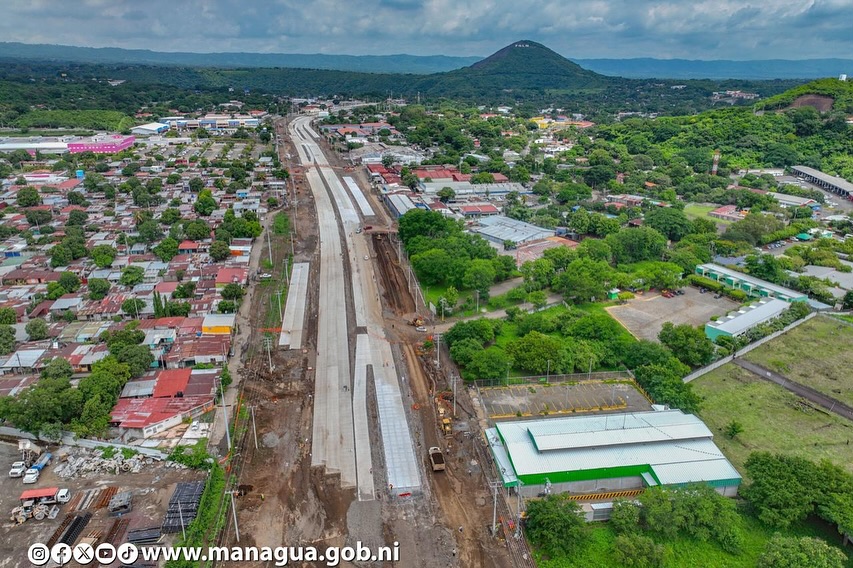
[3,0,851,60]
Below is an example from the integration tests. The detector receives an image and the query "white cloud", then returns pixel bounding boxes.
[0,0,849,59]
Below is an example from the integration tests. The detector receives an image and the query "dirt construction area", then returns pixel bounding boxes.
[607,287,738,341]
[219,118,518,568]
[477,380,653,420]
[0,441,203,568]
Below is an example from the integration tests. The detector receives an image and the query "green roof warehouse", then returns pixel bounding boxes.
[487,409,741,499]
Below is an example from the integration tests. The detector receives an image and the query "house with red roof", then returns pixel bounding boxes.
[215,267,248,288]
[152,368,192,398]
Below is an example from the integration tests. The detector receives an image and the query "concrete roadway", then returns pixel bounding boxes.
[292,115,420,496]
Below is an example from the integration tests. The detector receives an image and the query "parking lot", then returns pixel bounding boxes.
[477,380,653,420]
[607,286,738,342]
[0,441,203,568]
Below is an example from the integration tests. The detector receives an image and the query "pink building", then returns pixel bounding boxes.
[67,135,135,154]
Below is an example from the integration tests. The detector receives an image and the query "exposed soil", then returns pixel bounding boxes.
[787,94,835,112]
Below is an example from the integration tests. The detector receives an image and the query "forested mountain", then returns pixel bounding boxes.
[2,41,850,80]
[0,40,803,119]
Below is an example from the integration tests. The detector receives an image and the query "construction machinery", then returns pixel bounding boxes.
[410,315,425,327]
[428,447,446,472]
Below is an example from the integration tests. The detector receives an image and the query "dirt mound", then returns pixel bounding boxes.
[787,94,834,112]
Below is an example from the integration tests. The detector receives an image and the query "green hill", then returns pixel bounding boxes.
[756,77,853,113]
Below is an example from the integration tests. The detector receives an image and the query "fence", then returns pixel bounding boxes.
[470,370,634,389]
[0,426,168,459]
[683,312,817,383]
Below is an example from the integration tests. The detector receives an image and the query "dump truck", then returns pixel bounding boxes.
[428,447,446,472]
[31,452,52,471]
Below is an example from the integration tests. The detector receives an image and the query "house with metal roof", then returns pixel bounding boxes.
[486,409,741,498]
[705,299,790,341]
[695,263,807,303]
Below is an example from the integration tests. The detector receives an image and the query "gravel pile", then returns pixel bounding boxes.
[52,447,183,479]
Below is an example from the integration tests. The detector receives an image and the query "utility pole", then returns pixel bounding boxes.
[264,337,273,372]
[290,232,295,257]
[220,374,232,452]
[229,491,240,542]
[250,406,259,450]
[452,374,457,418]
[489,481,501,537]
[434,332,440,367]
[266,228,273,266]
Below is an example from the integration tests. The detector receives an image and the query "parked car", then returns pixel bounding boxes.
[22,469,39,484]
[675,289,685,296]
[415,326,428,332]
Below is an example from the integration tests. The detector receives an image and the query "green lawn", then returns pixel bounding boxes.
[684,203,732,225]
[743,316,853,408]
[692,364,853,475]
[537,515,850,568]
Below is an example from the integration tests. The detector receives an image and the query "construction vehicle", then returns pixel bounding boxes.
[31,452,52,471]
[428,447,446,472]
[9,461,28,478]
[438,408,453,438]
[410,315,425,327]
[10,488,69,524]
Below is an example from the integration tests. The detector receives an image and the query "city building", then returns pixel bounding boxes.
[130,123,169,136]
[68,135,135,154]
[471,215,553,246]
[791,165,853,200]
[695,264,808,302]
[487,409,741,498]
[704,299,790,341]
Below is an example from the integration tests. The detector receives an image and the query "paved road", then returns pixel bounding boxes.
[732,357,853,422]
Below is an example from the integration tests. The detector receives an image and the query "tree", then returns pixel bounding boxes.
[644,207,693,241]
[437,187,455,203]
[16,187,40,207]
[725,419,744,439]
[462,259,496,294]
[758,535,846,568]
[634,261,684,291]
[121,298,146,317]
[88,278,111,300]
[843,290,853,310]
[609,499,641,534]
[25,318,49,340]
[606,227,667,265]
[184,219,211,241]
[90,244,117,268]
[25,208,53,227]
[506,331,566,374]
[411,249,453,286]
[58,272,81,293]
[67,191,89,206]
[209,240,231,262]
[221,283,245,301]
[153,237,179,262]
[160,208,182,225]
[463,349,512,381]
[0,325,16,355]
[612,534,664,568]
[66,209,88,227]
[137,219,163,243]
[119,265,144,287]
[553,258,615,302]
[218,300,237,314]
[525,495,587,558]
[194,189,217,216]
[743,453,817,529]
[188,177,205,192]
[41,358,73,381]
[0,307,17,325]
[658,322,715,367]
[111,344,154,378]
[449,338,484,366]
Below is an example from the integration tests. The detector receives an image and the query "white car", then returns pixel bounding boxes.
[22,469,39,484]
[56,488,71,503]
[8,461,27,478]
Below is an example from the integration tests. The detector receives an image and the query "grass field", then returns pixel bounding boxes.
[684,203,733,225]
[692,364,853,475]
[537,514,850,568]
[742,316,853,408]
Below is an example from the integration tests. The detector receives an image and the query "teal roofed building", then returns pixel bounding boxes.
[486,409,741,499]
[705,299,790,341]
[695,263,807,303]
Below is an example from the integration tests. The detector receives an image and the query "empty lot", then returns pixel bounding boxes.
[477,380,653,420]
[607,287,737,342]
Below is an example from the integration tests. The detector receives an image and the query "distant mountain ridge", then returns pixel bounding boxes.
[0,41,850,79]
[573,57,853,80]
[0,42,481,74]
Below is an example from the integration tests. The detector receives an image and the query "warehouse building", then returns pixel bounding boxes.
[472,215,553,246]
[704,299,790,341]
[695,263,807,303]
[487,409,741,498]
[791,165,853,200]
